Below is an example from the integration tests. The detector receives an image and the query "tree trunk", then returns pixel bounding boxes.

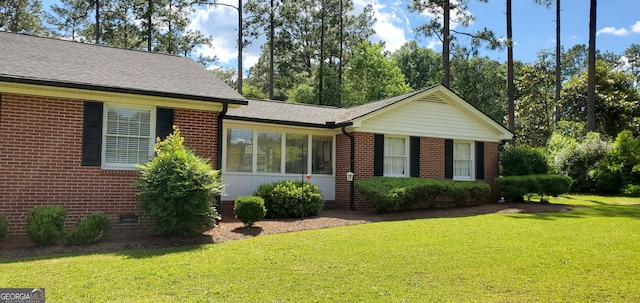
[318,0,325,105]
[338,0,343,107]
[95,0,100,43]
[587,0,596,131]
[507,0,515,141]
[555,0,561,124]
[147,0,152,51]
[269,0,275,100]
[442,0,450,87]
[238,0,243,95]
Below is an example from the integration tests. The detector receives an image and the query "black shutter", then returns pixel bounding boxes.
[476,141,485,180]
[373,134,384,176]
[82,101,103,166]
[410,136,421,177]
[445,139,453,178]
[156,108,174,140]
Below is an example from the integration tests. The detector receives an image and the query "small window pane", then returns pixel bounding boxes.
[453,141,473,179]
[384,137,406,176]
[286,134,308,174]
[312,136,332,174]
[257,131,282,173]
[226,129,253,172]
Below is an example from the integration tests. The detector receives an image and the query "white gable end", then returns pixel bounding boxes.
[356,93,507,142]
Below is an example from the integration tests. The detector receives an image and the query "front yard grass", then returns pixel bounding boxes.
[1,194,639,302]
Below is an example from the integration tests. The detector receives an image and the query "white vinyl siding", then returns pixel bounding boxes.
[102,105,155,169]
[359,95,501,142]
[384,136,408,177]
[453,141,473,180]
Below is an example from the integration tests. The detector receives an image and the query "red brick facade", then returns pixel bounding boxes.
[332,132,501,210]
[0,93,220,239]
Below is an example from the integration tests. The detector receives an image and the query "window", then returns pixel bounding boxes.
[453,141,473,180]
[224,128,334,175]
[384,136,407,177]
[312,136,333,174]
[257,131,281,173]
[285,133,308,174]
[103,105,154,169]
[226,129,253,172]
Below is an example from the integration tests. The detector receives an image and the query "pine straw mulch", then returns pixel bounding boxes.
[0,202,575,261]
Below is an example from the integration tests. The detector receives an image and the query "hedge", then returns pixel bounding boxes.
[354,177,491,213]
[494,174,572,203]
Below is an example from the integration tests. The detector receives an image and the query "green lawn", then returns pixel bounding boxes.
[1,195,640,302]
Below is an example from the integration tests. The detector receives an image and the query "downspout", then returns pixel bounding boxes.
[341,126,355,211]
[215,102,229,217]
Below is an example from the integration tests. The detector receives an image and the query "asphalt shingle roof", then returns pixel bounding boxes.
[0,32,245,103]
[227,87,436,127]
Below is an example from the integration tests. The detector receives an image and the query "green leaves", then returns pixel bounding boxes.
[135,126,222,237]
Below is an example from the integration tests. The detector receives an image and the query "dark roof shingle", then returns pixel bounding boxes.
[0,32,245,103]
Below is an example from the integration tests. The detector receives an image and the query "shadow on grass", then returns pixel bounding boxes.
[507,204,640,221]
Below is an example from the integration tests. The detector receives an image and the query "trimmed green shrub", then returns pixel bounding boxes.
[234,196,266,227]
[254,180,323,219]
[495,174,572,203]
[0,214,7,243]
[502,146,549,176]
[26,205,67,246]
[66,213,112,245]
[135,127,222,238]
[355,177,491,212]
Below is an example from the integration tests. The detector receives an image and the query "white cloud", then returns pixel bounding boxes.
[632,21,640,33]
[353,0,408,52]
[426,38,441,50]
[597,26,630,36]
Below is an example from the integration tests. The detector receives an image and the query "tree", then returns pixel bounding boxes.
[624,44,640,86]
[0,0,47,34]
[560,60,640,138]
[244,0,374,105]
[587,0,596,131]
[342,41,411,106]
[514,50,556,147]
[46,0,91,40]
[409,0,500,87]
[449,55,508,125]
[391,41,442,90]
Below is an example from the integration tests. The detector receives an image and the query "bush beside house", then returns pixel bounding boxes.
[26,205,67,246]
[355,177,491,213]
[254,180,323,219]
[66,213,112,245]
[135,127,222,238]
[234,196,267,227]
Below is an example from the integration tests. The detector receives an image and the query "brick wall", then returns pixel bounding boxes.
[0,93,219,240]
[333,132,501,210]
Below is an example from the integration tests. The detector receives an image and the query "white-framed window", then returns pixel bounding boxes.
[224,127,334,175]
[102,105,155,169]
[453,140,474,180]
[384,136,408,177]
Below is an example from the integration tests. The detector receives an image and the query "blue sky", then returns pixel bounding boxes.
[188,0,640,72]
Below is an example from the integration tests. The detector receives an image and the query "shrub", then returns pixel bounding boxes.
[622,184,640,197]
[254,180,323,219]
[26,205,67,246]
[135,127,222,238]
[593,130,640,194]
[495,174,572,203]
[501,146,548,176]
[234,196,266,227]
[355,177,491,212]
[549,132,610,192]
[66,213,112,245]
[0,214,7,243]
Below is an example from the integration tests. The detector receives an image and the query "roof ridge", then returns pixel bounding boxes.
[0,31,186,60]
[245,98,344,110]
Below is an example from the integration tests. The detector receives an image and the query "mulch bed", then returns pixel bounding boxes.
[0,202,575,261]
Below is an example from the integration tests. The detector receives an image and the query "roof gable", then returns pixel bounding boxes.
[0,32,245,104]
